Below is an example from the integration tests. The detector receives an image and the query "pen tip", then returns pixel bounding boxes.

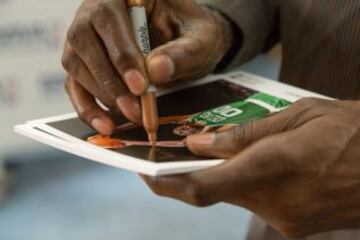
[148,132,157,148]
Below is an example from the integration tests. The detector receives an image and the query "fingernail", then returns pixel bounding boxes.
[116,96,142,123]
[91,118,114,135]
[124,69,147,95]
[148,55,175,83]
[187,133,215,147]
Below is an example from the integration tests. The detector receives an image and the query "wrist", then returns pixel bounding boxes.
[207,6,234,57]
[203,5,243,72]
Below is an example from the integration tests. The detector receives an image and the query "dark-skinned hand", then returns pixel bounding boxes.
[62,0,233,135]
[142,98,360,238]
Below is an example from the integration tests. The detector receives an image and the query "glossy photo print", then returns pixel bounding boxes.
[46,80,291,163]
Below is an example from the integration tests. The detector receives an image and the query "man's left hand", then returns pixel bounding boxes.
[142,98,360,238]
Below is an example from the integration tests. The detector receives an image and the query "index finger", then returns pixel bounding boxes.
[90,0,153,95]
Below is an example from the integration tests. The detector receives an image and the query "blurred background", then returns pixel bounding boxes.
[0,0,280,239]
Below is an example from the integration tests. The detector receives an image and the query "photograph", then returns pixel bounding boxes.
[46,79,291,163]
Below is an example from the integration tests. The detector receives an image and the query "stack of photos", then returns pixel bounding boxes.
[15,71,329,176]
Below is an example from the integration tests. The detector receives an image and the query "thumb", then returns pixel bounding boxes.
[186,112,289,159]
[141,131,290,207]
[146,37,217,85]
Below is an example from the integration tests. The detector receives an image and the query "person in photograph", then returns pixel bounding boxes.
[87,115,196,149]
[61,0,360,239]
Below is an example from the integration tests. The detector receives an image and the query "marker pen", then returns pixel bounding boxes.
[128,0,159,147]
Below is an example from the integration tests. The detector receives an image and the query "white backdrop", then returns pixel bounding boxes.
[0,0,81,157]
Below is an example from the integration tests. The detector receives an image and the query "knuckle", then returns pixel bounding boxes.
[90,3,113,29]
[67,22,91,48]
[100,78,121,97]
[92,2,113,18]
[64,77,71,93]
[295,97,323,109]
[287,97,333,127]
[286,97,322,122]
[112,50,137,70]
[61,51,76,72]
[61,54,71,71]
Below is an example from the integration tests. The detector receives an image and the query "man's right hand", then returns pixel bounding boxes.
[62,0,233,135]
